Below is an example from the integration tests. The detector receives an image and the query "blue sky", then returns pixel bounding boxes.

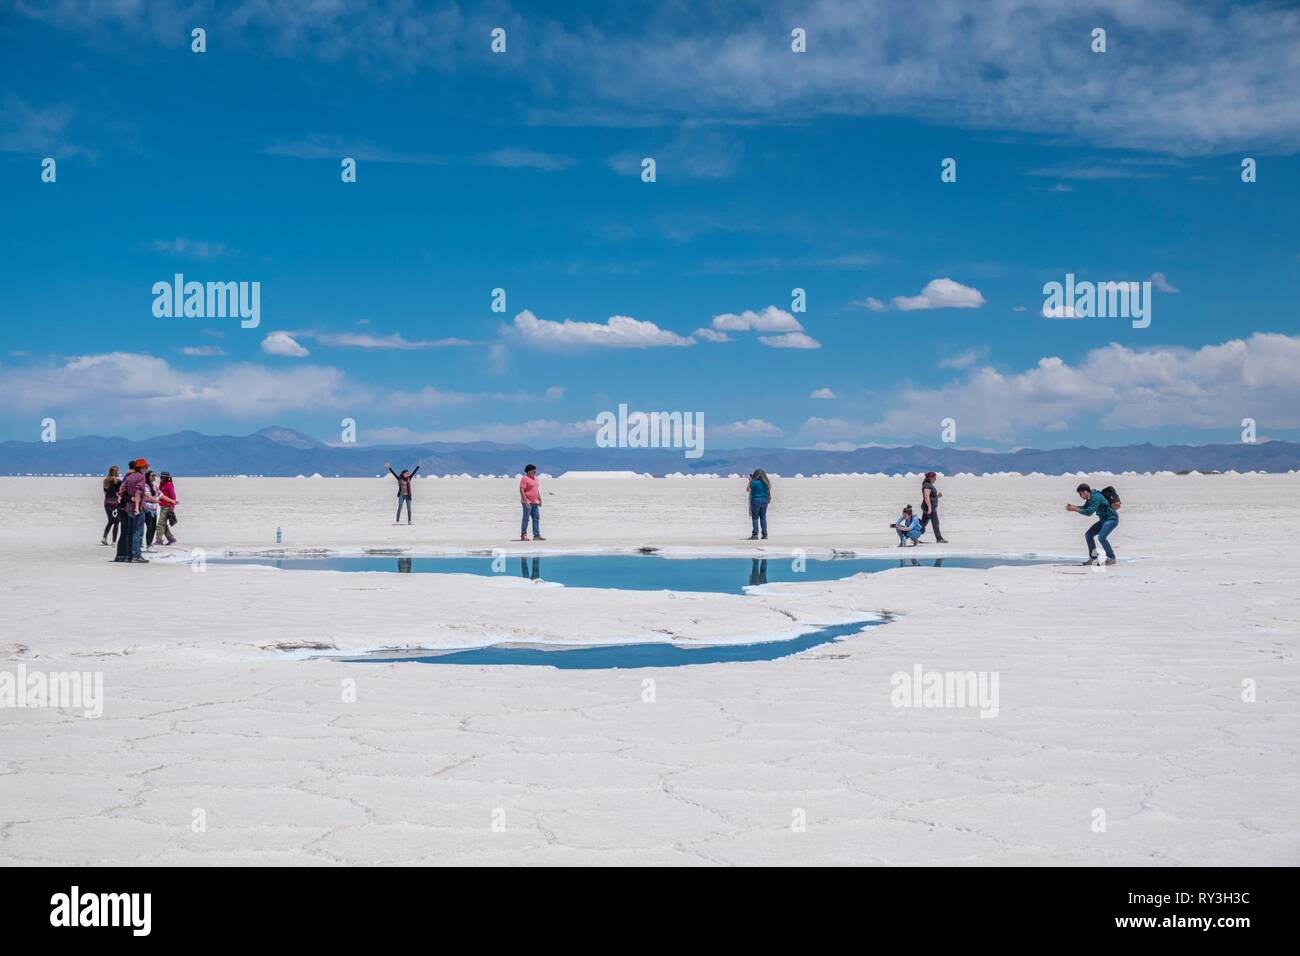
[2,0,1298,450]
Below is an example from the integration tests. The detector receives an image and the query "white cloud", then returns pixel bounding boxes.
[711,306,802,333]
[364,420,599,445]
[939,347,988,369]
[868,332,1300,441]
[152,237,232,259]
[714,418,784,437]
[509,309,695,349]
[304,331,473,350]
[693,327,730,343]
[0,352,365,423]
[810,387,835,399]
[266,135,445,165]
[178,346,225,357]
[798,417,867,441]
[386,384,567,410]
[1149,271,1179,293]
[261,332,310,357]
[25,3,1300,154]
[891,278,986,312]
[759,332,821,349]
[850,297,888,312]
[477,148,574,171]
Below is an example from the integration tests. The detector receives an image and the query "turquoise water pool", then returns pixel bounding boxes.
[217,552,1054,595]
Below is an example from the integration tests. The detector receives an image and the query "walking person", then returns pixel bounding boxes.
[385,462,420,524]
[101,465,123,545]
[519,464,544,541]
[156,471,178,546]
[891,505,924,546]
[116,459,150,563]
[1066,482,1121,565]
[920,471,948,543]
[747,469,771,540]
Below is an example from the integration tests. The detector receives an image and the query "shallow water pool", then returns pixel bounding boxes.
[329,619,882,669]
[215,552,1055,595]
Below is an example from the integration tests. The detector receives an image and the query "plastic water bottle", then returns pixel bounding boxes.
[276,526,282,544]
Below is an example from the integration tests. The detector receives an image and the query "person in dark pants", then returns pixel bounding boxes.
[101,466,122,545]
[920,471,948,543]
[115,458,150,563]
[1067,482,1120,565]
[386,462,420,524]
[747,469,771,539]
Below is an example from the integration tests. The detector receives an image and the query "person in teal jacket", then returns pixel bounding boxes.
[747,469,771,539]
[1066,482,1119,565]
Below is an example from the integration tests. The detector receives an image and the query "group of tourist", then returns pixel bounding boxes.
[753,468,1120,563]
[101,460,1118,565]
[101,460,178,563]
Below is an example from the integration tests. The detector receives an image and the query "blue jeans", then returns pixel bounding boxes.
[396,495,411,522]
[1086,517,1118,560]
[897,528,922,546]
[750,501,768,536]
[129,511,146,559]
[521,503,540,537]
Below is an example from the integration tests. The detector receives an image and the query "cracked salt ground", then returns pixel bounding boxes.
[3,474,1298,864]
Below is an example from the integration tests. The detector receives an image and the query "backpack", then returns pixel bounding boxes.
[1100,486,1122,509]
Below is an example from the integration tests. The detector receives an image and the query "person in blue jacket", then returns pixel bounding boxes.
[891,505,924,546]
[1066,482,1119,565]
[747,469,771,539]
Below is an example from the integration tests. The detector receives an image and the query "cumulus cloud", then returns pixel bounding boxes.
[710,306,803,333]
[509,309,694,350]
[261,332,310,357]
[693,327,730,343]
[868,332,1300,441]
[0,352,365,424]
[810,387,835,399]
[759,332,821,349]
[889,278,986,312]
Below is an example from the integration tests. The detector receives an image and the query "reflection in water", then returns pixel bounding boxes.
[222,553,1047,596]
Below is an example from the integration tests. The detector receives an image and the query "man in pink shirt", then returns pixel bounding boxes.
[519,464,544,541]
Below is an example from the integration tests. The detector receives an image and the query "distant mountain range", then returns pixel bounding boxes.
[2,426,1298,477]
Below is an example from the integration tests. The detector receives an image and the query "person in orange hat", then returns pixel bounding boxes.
[116,459,150,563]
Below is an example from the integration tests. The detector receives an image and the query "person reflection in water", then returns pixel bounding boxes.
[520,556,540,580]
[748,558,768,586]
[397,557,412,573]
